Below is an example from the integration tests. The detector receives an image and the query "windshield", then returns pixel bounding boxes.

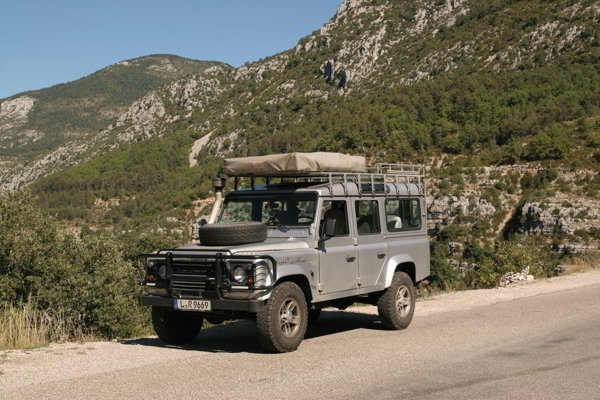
[220,192,317,227]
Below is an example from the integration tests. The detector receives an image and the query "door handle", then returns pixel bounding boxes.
[346,255,356,262]
[377,253,386,259]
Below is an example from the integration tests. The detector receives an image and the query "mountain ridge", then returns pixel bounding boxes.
[0,54,232,189]
[1,0,599,258]
[0,54,232,102]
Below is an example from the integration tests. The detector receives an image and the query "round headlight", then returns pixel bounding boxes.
[233,266,247,283]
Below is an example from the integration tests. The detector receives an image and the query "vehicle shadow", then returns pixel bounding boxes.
[305,310,384,340]
[121,321,265,354]
[120,310,384,354]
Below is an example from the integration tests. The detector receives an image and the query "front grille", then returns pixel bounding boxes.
[171,260,218,298]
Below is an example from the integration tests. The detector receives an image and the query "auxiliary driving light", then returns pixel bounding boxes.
[233,266,247,283]
[158,265,167,279]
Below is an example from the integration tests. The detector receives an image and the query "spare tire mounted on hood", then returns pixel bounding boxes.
[198,222,267,246]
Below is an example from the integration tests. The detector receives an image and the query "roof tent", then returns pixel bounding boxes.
[224,152,366,177]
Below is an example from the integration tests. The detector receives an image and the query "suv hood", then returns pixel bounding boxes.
[175,238,310,255]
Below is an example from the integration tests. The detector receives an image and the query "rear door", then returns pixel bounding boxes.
[353,199,387,288]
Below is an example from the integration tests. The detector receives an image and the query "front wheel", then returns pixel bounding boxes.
[256,282,308,353]
[377,272,415,330]
[152,307,203,345]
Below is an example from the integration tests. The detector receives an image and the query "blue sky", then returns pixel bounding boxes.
[0,0,342,99]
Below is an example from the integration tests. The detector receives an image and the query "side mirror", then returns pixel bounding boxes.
[199,218,208,226]
[324,219,336,237]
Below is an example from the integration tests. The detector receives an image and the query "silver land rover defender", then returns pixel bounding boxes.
[139,152,430,352]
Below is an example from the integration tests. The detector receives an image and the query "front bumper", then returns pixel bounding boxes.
[138,250,277,304]
[139,295,265,312]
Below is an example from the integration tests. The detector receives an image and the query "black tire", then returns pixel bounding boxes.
[198,221,267,246]
[308,308,322,324]
[377,272,415,330]
[256,282,308,353]
[151,307,203,345]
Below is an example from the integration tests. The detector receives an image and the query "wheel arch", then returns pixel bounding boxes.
[383,254,416,287]
[275,273,313,303]
[395,262,416,284]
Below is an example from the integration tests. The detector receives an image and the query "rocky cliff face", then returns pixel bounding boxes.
[160,0,600,162]
[425,164,600,252]
[1,0,599,252]
[520,194,600,236]
[0,96,36,148]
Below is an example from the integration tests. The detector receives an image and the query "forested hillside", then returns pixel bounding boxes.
[5,0,600,281]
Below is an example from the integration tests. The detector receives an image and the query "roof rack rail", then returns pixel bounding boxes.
[232,163,425,197]
[322,166,425,197]
[374,163,424,176]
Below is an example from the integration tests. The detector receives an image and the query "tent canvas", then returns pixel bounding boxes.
[224,152,366,176]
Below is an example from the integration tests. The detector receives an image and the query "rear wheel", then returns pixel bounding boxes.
[152,307,203,345]
[377,272,415,330]
[256,282,308,353]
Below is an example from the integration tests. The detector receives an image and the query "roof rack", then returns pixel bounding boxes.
[374,163,424,175]
[232,163,425,197]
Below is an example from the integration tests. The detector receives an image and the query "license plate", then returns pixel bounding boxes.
[173,299,211,312]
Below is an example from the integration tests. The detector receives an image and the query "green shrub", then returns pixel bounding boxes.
[520,168,558,190]
[0,193,174,341]
[524,124,571,161]
[464,237,559,288]
[441,135,464,154]
[429,240,460,288]
[586,132,600,148]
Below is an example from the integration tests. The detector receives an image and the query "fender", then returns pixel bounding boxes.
[275,263,318,300]
[382,254,415,288]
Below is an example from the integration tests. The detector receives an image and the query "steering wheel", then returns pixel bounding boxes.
[297,215,312,223]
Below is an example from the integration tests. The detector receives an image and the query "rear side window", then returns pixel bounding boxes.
[320,200,349,236]
[385,199,421,231]
[355,200,381,235]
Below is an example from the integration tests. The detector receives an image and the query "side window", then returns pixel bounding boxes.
[355,200,381,235]
[405,199,421,229]
[385,199,421,231]
[321,200,349,237]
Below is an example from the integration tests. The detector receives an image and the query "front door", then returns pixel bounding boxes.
[318,199,358,294]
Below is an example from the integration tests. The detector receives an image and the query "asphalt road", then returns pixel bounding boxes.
[2,281,600,399]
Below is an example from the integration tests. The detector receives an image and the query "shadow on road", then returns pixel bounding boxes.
[305,310,384,339]
[120,310,383,354]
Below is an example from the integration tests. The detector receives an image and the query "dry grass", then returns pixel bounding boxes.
[0,302,75,350]
[562,251,600,275]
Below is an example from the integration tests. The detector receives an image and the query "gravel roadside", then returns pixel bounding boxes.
[352,269,600,317]
[1,269,599,395]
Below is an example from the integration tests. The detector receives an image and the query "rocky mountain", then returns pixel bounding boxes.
[2,0,599,261]
[68,0,600,162]
[0,55,231,189]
